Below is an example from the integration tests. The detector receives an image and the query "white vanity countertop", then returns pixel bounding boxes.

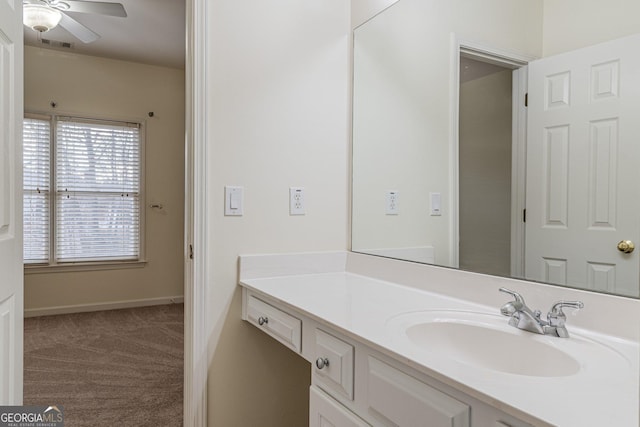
[239,257,639,427]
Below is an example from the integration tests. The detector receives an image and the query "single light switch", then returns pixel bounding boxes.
[430,192,441,216]
[230,193,239,209]
[225,186,243,216]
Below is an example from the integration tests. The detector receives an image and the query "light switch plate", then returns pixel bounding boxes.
[386,191,399,215]
[225,186,243,216]
[430,192,441,216]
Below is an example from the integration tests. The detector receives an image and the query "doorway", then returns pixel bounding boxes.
[449,39,531,276]
[20,0,189,424]
[458,57,514,277]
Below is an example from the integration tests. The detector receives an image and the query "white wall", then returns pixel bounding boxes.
[24,47,185,312]
[543,0,640,56]
[351,0,542,266]
[204,1,350,425]
[351,0,399,29]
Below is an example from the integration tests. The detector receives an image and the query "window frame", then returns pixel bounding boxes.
[24,111,147,272]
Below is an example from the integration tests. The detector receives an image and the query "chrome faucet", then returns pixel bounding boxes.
[499,288,584,338]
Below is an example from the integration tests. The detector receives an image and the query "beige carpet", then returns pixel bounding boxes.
[23,304,184,426]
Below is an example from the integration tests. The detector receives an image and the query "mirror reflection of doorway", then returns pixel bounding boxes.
[458,57,514,277]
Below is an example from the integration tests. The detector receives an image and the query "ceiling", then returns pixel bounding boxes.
[23,0,186,69]
[460,57,509,84]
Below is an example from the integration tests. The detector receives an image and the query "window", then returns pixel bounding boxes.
[23,115,143,265]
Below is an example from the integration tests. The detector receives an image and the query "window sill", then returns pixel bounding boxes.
[24,260,147,274]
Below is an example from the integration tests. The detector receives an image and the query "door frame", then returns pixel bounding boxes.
[449,34,534,273]
[510,66,529,278]
[184,0,208,425]
[1,0,24,404]
[10,0,208,420]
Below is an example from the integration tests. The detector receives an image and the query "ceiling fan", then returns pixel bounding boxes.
[22,0,127,44]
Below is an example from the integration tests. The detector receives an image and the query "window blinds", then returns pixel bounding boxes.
[55,119,140,261]
[23,116,141,263]
[23,118,51,263]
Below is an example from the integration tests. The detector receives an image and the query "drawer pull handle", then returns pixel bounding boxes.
[258,316,269,326]
[315,357,330,370]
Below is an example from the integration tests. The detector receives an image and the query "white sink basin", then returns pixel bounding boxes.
[386,310,628,378]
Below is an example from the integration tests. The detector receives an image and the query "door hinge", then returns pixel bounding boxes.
[524,93,528,107]
[523,209,527,223]
[189,244,194,259]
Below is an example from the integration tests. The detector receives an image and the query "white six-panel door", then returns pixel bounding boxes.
[525,34,640,297]
[0,0,23,405]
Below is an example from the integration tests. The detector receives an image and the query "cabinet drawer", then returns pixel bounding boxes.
[367,356,470,427]
[310,386,370,427]
[246,294,301,353]
[313,329,354,400]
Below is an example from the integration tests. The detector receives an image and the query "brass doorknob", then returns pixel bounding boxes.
[617,240,635,253]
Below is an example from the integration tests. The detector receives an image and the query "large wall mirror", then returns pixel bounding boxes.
[352,0,640,298]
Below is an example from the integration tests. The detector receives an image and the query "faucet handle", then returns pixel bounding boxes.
[498,288,527,317]
[547,301,584,325]
[499,287,525,304]
[549,300,584,315]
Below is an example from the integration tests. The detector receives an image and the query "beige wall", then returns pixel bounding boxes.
[459,68,512,277]
[24,47,185,312]
[204,0,350,425]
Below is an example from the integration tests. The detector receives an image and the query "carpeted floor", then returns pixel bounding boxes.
[23,303,184,426]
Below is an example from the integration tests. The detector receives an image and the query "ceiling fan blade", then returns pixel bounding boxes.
[62,0,127,17]
[59,12,100,43]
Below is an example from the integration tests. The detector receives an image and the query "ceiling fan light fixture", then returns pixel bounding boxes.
[23,4,63,33]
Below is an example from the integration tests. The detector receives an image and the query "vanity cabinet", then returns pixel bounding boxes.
[242,288,534,427]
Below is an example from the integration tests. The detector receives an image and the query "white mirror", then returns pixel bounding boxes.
[352,0,640,298]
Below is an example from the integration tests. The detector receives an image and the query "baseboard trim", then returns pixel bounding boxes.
[24,296,185,318]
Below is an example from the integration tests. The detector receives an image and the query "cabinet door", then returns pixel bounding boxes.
[310,386,370,427]
[367,357,469,427]
[493,419,532,427]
